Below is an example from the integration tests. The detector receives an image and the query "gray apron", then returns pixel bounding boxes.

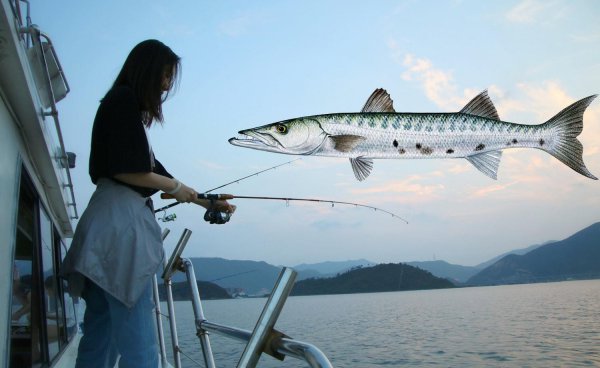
[62,178,164,308]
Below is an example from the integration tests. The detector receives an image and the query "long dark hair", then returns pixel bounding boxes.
[112,39,181,126]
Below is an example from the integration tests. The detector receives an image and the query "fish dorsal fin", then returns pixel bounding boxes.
[349,157,373,181]
[465,150,503,179]
[361,88,396,113]
[330,135,365,152]
[460,90,500,120]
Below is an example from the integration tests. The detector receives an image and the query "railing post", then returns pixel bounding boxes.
[182,258,216,368]
[237,267,297,368]
[162,229,193,368]
[153,229,170,367]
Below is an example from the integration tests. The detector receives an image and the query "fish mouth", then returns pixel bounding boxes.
[228,130,284,153]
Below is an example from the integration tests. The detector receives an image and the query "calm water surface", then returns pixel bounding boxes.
[162,280,600,367]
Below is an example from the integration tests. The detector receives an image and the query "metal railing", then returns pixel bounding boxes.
[155,229,333,368]
[15,0,78,220]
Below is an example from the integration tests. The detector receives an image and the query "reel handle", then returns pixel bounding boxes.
[160,193,235,200]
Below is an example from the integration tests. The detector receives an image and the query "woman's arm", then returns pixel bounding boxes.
[114,172,197,203]
[114,172,236,213]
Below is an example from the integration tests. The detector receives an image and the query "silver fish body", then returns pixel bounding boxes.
[230,89,597,181]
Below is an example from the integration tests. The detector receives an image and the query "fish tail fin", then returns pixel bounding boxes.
[542,95,597,180]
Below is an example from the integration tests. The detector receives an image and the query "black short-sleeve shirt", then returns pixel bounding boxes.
[89,86,172,197]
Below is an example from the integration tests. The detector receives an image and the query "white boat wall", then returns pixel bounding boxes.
[0,0,79,366]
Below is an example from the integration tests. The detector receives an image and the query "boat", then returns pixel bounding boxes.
[1,1,331,366]
[1,0,80,366]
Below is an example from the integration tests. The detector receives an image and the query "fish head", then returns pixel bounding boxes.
[229,118,327,155]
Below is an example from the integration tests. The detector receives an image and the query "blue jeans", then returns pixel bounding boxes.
[76,279,158,368]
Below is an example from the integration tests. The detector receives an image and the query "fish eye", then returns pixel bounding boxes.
[275,124,288,134]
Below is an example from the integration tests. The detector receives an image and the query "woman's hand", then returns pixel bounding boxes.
[194,195,236,214]
[211,199,236,214]
[173,182,197,203]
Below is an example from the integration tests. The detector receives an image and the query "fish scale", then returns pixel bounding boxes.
[320,113,546,160]
[229,89,597,181]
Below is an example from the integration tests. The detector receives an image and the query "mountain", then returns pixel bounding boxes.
[158,280,231,301]
[291,263,454,296]
[294,259,375,279]
[407,260,479,283]
[468,222,600,285]
[168,257,282,295]
[474,243,548,270]
[163,258,378,295]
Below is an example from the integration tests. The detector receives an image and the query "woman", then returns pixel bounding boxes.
[62,39,234,368]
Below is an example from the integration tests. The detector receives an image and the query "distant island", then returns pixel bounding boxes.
[291,263,454,296]
[156,221,600,300]
[467,222,600,285]
[157,280,231,301]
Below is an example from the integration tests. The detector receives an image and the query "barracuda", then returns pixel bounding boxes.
[229,89,597,181]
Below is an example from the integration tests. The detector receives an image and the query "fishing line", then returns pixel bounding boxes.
[204,158,301,193]
[154,159,300,214]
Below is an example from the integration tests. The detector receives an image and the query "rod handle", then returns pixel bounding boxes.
[161,193,234,200]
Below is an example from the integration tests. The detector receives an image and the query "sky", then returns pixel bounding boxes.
[34,0,600,267]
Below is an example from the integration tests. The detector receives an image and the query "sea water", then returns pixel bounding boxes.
[162,279,600,367]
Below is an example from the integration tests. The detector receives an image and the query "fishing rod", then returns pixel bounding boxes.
[210,269,257,282]
[205,158,302,193]
[154,159,300,215]
[160,192,408,224]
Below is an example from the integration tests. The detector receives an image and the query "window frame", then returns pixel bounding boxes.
[9,169,77,367]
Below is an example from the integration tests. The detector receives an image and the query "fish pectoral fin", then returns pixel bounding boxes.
[465,150,503,180]
[330,135,366,153]
[350,157,374,181]
[460,90,500,120]
[361,88,395,113]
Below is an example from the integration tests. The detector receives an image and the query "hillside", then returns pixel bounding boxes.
[294,259,374,278]
[474,243,546,270]
[291,263,454,296]
[468,222,600,285]
[165,257,377,295]
[407,260,479,283]
[158,280,231,301]
[167,257,281,295]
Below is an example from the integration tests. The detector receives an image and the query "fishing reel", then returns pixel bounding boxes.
[203,199,232,225]
[159,210,177,222]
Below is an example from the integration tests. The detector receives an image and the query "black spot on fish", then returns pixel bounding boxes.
[393,139,398,148]
[421,147,433,155]
[539,138,545,146]
[416,143,422,150]
[446,149,454,154]
[398,148,406,154]
[512,139,518,144]
[475,143,485,151]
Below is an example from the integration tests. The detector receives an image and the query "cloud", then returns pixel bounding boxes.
[505,0,568,24]
[399,54,487,111]
[349,174,445,204]
[471,181,518,198]
[445,162,471,175]
[401,54,462,110]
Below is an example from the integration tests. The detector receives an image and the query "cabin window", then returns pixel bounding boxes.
[40,207,61,360]
[10,171,78,367]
